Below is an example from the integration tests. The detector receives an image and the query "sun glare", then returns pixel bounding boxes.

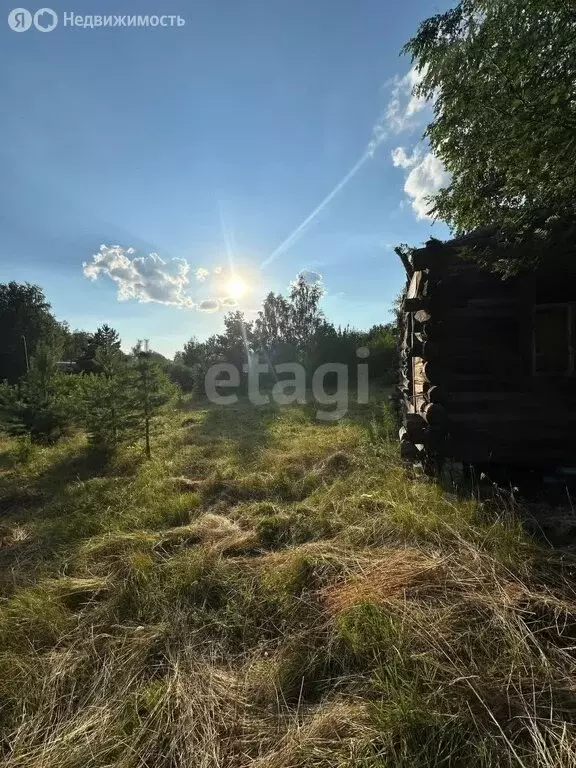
[226,277,248,299]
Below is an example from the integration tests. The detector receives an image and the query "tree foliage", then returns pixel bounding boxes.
[253,277,324,361]
[78,324,122,373]
[0,282,63,383]
[405,0,576,247]
[0,342,82,443]
[60,327,92,361]
[81,346,133,450]
[131,347,177,458]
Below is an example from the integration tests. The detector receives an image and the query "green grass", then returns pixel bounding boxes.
[0,392,575,766]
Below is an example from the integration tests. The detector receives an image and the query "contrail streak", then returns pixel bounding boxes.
[260,131,386,270]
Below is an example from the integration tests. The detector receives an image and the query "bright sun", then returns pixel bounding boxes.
[226,277,248,299]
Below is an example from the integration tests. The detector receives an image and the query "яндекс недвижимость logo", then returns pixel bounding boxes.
[7,9,185,30]
[8,7,58,31]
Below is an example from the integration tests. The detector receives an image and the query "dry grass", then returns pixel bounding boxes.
[0,394,576,766]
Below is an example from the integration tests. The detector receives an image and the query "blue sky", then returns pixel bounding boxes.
[1,0,450,357]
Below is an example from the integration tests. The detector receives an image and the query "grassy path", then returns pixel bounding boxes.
[0,393,575,766]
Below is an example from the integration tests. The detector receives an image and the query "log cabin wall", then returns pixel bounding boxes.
[399,239,576,469]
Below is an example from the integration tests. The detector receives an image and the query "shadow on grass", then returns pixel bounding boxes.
[0,444,123,531]
[197,398,281,462]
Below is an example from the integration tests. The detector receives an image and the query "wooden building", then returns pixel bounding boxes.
[397,229,576,471]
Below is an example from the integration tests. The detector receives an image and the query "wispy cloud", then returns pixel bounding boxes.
[386,67,450,221]
[261,65,432,269]
[260,150,375,269]
[386,65,429,134]
[391,145,449,220]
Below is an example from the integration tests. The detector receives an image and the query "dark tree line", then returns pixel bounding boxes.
[0,282,176,454]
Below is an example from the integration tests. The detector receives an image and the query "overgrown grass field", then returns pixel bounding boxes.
[1,391,576,766]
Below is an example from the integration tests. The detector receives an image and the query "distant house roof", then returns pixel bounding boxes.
[56,361,78,372]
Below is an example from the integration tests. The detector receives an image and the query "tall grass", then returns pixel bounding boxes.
[0,393,575,766]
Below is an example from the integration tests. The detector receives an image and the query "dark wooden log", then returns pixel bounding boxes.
[404,413,429,442]
[424,371,534,392]
[443,391,569,404]
[423,403,449,428]
[405,413,427,428]
[411,244,447,271]
[426,385,447,403]
[404,297,430,312]
[400,440,422,460]
[423,360,442,384]
[447,412,576,430]
[467,297,519,309]
[442,307,520,320]
[442,438,576,466]
[436,356,524,376]
[423,359,523,383]
[430,338,521,357]
[424,317,520,340]
[410,340,440,359]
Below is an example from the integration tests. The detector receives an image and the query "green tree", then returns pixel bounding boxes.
[60,327,92,361]
[81,345,132,451]
[131,347,177,458]
[0,341,82,443]
[78,324,122,373]
[176,336,205,368]
[254,292,292,352]
[0,282,63,383]
[253,279,324,362]
[217,311,253,370]
[167,361,195,392]
[405,0,576,258]
[288,275,324,351]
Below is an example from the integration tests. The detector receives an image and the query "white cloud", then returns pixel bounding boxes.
[83,246,238,312]
[386,65,429,134]
[195,267,210,282]
[401,150,450,219]
[366,65,430,159]
[214,266,223,274]
[198,299,220,312]
[391,146,422,169]
[83,245,195,308]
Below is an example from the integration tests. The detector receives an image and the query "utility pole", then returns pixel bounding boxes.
[21,335,29,373]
